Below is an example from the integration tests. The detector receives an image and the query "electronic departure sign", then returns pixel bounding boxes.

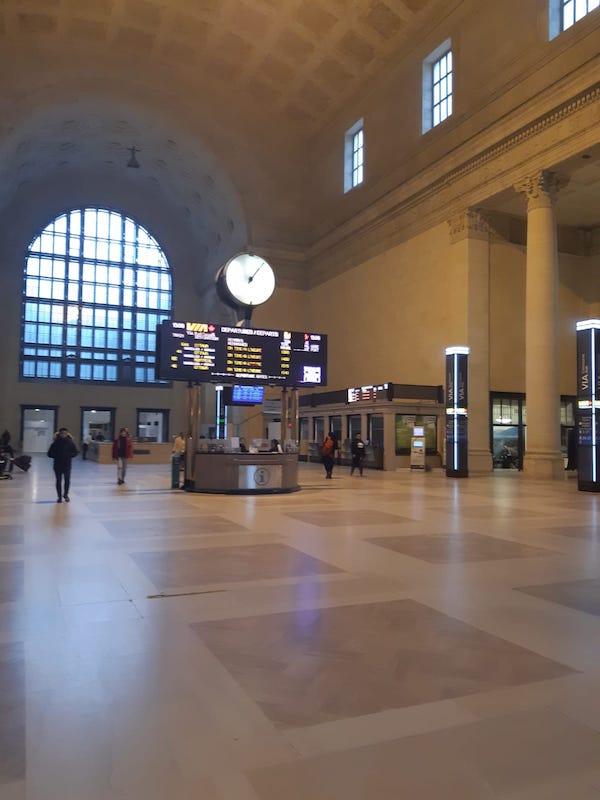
[156,321,327,387]
[231,385,264,405]
[347,383,390,403]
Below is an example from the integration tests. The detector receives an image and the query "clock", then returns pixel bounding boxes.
[216,253,276,309]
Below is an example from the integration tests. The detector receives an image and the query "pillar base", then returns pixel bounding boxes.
[467,449,493,473]
[523,452,564,480]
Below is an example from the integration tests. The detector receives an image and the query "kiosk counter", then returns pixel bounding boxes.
[190,448,299,494]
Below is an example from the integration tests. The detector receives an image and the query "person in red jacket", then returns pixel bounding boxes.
[112,427,133,485]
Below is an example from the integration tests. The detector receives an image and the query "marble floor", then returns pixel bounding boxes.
[1,458,600,799]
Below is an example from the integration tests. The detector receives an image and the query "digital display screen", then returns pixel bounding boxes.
[232,385,264,404]
[156,321,327,387]
[347,383,388,403]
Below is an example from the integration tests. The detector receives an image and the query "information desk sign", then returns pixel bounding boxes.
[157,321,327,387]
[576,320,600,492]
[445,346,469,478]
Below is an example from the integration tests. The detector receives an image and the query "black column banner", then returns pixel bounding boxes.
[576,325,600,492]
[445,350,469,478]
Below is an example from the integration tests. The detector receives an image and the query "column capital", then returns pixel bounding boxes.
[514,170,569,210]
[447,208,489,244]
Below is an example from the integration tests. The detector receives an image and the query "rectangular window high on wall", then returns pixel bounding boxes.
[422,39,452,133]
[550,0,599,37]
[344,118,364,193]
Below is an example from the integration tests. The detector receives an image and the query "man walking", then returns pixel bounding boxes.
[112,428,133,485]
[47,427,78,502]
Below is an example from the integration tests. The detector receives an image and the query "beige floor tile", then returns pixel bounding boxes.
[1,458,600,797]
[367,531,553,562]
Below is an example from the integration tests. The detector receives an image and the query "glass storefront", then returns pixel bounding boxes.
[491,395,524,469]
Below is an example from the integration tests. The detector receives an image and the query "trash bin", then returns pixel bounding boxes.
[171,453,181,489]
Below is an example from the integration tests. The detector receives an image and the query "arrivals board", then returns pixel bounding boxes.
[156,320,327,387]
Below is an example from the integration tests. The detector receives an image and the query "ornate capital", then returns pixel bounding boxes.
[447,208,489,243]
[514,170,569,210]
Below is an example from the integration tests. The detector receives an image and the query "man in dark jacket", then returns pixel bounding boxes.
[47,428,78,502]
[351,433,366,476]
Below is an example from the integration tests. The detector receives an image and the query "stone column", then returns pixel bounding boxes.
[447,209,493,472]
[515,171,565,479]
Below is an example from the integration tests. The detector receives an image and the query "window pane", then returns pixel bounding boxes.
[21,207,171,384]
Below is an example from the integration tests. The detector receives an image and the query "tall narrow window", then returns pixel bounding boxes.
[352,128,364,188]
[21,208,172,385]
[432,50,453,127]
[344,118,365,193]
[422,39,452,134]
[562,0,599,29]
[550,0,599,37]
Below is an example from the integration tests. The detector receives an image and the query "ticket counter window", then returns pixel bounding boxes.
[82,408,113,442]
[137,409,168,442]
[329,415,342,443]
[368,414,384,448]
[313,417,325,443]
[299,417,309,443]
[348,415,361,439]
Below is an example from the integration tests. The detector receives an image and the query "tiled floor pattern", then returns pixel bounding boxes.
[0,458,599,799]
[366,531,554,563]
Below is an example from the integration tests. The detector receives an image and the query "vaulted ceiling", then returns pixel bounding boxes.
[0,0,442,132]
[0,0,597,276]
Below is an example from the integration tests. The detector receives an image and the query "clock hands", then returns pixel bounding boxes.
[247,260,266,283]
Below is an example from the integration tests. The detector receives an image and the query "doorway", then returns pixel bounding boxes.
[21,406,57,453]
[490,394,525,470]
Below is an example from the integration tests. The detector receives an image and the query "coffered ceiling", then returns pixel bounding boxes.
[0,0,445,132]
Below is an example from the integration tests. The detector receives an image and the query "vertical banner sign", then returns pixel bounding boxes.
[445,347,469,478]
[576,320,600,492]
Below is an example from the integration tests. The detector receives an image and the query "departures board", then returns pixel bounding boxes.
[156,320,327,387]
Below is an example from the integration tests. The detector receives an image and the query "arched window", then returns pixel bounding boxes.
[21,208,172,384]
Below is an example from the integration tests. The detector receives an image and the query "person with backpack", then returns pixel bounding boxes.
[321,432,337,479]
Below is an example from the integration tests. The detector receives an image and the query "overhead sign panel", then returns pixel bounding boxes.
[156,321,327,387]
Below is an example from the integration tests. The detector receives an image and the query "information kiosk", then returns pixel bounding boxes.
[156,320,327,493]
[410,426,426,469]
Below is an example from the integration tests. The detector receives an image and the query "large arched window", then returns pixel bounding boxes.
[21,208,172,384]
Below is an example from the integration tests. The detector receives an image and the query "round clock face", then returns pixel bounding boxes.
[219,253,275,307]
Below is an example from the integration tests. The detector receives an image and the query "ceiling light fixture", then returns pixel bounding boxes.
[127,146,141,168]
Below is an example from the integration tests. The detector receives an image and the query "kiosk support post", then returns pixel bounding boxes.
[290,388,299,446]
[281,387,289,445]
[445,346,470,478]
[184,383,200,488]
[576,319,600,492]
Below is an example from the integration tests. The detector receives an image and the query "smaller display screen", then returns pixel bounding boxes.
[232,385,264,405]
